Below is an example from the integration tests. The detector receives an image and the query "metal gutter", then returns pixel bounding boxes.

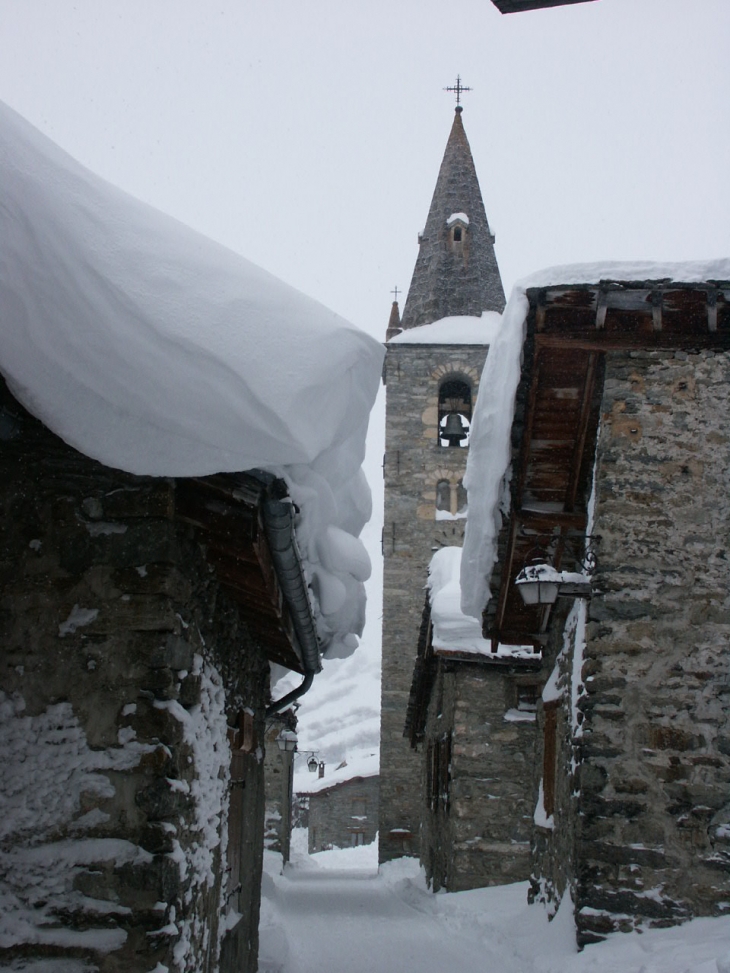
[246,471,322,715]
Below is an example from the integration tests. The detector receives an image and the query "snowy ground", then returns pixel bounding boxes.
[260,831,730,973]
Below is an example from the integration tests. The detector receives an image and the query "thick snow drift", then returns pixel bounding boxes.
[0,100,384,656]
[461,258,730,620]
[429,547,535,659]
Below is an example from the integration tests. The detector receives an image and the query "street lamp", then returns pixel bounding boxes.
[276,729,298,752]
[515,541,597,606]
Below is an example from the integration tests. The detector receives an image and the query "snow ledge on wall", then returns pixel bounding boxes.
[388,311,501,345]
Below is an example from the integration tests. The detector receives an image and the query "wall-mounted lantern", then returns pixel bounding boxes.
[276,729,298,752]
[307,755,319,773]
[515,542,597,606]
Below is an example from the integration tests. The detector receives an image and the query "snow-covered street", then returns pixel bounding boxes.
[259,835,730,973]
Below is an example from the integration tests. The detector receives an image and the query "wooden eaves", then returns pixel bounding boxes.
[176,472,319,675]
[484,279,730,651]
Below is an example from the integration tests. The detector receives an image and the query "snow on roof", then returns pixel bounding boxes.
[388,311,501,345]
[0,100,384,658]
[428,547,536,660]
[295,749,379,796]
[446,212,469,226]
[460,258,730,620]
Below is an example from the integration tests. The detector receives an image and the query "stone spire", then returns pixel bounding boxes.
[385,300,402,342]
[400,108,505,330]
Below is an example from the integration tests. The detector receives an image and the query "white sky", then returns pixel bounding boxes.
[1,0,728,342]
[2,0,729,757]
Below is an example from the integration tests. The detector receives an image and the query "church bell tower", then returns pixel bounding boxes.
[379,94,506,863]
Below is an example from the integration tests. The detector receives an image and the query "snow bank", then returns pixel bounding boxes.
[259,852,730,973]
[0,100,384,657]
[388,311,501,345]
[428,547,536,659]
[461,258,730,619]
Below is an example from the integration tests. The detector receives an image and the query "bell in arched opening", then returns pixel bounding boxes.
[440,412,468,447]
[438,378,472,448]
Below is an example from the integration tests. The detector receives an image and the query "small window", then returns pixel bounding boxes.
[456,480,468,515]
[436,480,451,512]
[517,684,539,713]
[352,798,367,817]
[453,226,462,242]
[427,732,452,813]
[543,703,558,818]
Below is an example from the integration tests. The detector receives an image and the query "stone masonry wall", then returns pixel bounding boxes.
[530,600,587,918]
[307,776,379,853]
[263,721,295,863]
[532,348,730,944]
[380,342,488,863]
[0,390,270,973]
[421,660,538,891]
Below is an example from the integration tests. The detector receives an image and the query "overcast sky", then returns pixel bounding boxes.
[2,0,728,342]
[2,0,728,751]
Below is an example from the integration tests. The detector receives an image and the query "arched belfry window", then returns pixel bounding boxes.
[439,379,472,448]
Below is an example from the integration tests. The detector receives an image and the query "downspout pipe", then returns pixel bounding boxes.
[247,470,321,716]
[265,671,314,718]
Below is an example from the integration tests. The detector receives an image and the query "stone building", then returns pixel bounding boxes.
[263,710,298,863]
[379,103,506,864]
[460,269,730,944]
[298,755,380,853]
[405,548,541,891]
[0,101,382,973]
[0,378,323,973]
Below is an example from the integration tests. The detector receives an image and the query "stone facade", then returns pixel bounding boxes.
[531,346,730,943]
[420,658,540,891]
[0,383,284,973]
[379,342,488,862]
[305,776,380,853]
[263,715,296,863]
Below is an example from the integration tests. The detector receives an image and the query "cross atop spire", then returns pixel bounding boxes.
[444,75,472,110]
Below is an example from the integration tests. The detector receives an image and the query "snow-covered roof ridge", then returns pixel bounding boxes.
[516,258,730,289]
[294,749,379,796]
[0,99,384,659]
[460,258,730,620]
[388,311,502,346]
